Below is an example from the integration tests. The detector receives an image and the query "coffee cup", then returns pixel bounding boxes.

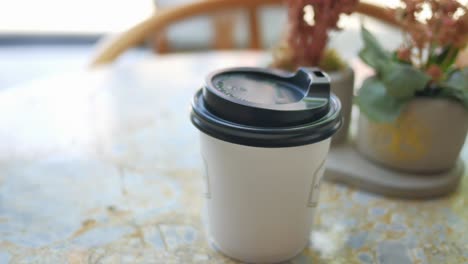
[190,67,341,263]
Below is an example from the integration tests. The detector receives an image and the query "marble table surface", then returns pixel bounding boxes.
[0,51,466,264]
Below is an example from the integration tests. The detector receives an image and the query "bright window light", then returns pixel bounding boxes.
[0,0,154,34]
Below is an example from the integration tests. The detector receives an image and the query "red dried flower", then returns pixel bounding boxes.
[393,0,468,72]
[286,0,359,67]
[426,64,443,81]
[397,47,412,62]
[440,0,459,13]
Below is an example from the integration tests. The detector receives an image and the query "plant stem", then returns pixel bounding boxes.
[418,46,424,69]
[425,41,433,69]
[441,47,457,70]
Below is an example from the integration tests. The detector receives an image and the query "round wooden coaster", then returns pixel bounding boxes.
[324,144,465,199]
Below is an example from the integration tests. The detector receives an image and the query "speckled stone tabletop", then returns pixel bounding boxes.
[0,52,466,264]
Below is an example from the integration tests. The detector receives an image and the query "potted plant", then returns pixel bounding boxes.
[270,0,359,145]
[355,0,468,173]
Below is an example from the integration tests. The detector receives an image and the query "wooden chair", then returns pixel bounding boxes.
[152,0,238,53]
[90,0,398,66]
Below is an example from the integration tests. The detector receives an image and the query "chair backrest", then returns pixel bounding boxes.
[91,0,398,66]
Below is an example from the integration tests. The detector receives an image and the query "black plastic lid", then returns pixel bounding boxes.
[190,67,342,147]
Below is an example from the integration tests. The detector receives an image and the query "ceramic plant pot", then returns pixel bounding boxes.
[356,98,468,173]
[329,67,354,145]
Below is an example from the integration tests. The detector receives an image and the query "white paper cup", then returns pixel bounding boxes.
[190,67,341,263]
[200,132,330,263]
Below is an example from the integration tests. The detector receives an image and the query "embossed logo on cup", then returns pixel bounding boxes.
[202,156,211,199]
[308,158,326,207]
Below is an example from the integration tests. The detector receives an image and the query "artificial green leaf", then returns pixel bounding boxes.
[354,76,408,123]
[358,26,391,72]
[381,62,431,99]
[439,68,468,109]
[442,67,468,91]
[439,87,468,109]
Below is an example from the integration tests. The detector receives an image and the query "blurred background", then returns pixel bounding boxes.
[0,0,402,89]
